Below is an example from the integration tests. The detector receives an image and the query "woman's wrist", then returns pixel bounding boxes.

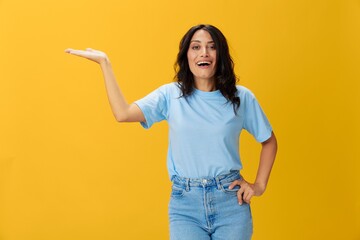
[100,57,110,66]
[253,182,267,196]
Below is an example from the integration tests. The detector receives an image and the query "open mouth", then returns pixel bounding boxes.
[197,61,211,67]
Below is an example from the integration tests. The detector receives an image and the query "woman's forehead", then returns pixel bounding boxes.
[190,30,214,42]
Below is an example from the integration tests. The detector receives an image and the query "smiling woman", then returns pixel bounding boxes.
[65,24,277,240]
[175,24,240,114]
[187,30,217,85]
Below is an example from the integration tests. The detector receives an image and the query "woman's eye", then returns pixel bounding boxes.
[209,45,216,49]
[192,45,200,50]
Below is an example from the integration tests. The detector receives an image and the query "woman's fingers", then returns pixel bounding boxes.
[65,48,88,57]
[236,185,245,205]
[230,179,246,205]
[65,48,93,53]
[228,180,241,190]
[66,50,92,60]
[65,48,108,64]
[230,179,256,205]
[64,48,73,53]
[243,187,255,204]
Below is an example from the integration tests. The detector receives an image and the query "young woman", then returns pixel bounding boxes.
[65,24,277,240]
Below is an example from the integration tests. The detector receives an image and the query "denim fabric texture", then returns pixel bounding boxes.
[169,171,253,240]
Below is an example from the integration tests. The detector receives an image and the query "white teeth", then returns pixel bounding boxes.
[197,61,211,66]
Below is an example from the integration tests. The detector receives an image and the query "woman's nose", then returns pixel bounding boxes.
[200,47,209,57]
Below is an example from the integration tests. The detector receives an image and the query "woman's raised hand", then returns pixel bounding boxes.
[65,48,109,65]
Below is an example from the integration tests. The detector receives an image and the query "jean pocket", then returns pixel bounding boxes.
[171,185,185,198]
[221,182,240,195]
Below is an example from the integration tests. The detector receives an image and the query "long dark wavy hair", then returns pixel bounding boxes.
[174,24,240,113]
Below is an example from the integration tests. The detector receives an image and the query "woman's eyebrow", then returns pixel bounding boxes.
[190,40,215,43]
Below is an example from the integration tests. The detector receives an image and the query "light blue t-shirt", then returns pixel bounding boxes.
[135,83,272,179]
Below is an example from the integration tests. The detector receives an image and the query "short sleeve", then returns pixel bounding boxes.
[243,91,273,142]
[134,85,169,129]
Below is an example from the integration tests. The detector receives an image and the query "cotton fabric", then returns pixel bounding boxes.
[134,83,272,179]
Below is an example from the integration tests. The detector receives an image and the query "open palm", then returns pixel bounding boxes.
[65,48,108,64]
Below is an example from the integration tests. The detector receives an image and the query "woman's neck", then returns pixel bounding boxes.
[194,78,216,92]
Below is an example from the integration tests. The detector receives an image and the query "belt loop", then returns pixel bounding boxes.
[185,178,190,192]
[215,176,221,190]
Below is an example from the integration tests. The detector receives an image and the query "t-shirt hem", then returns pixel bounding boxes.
[256,126,273,143]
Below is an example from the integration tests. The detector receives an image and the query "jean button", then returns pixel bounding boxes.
[202,179,207,184]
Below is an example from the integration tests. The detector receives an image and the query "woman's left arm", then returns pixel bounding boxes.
[229,131,278,205]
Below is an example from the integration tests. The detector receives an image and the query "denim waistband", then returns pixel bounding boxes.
[171,171,241,190]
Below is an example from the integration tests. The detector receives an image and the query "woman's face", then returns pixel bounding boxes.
[187,29,217,83]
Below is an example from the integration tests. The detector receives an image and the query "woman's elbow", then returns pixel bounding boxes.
[114,114,128,122]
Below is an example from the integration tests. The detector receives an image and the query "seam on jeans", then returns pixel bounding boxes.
[203,186,214,231]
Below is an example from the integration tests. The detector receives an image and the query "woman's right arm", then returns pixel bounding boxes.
[65,48,145,122]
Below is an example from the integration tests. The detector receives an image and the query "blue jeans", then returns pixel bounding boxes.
[169,171,253,240]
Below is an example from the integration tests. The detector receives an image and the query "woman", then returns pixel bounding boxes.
[65,24,277,240]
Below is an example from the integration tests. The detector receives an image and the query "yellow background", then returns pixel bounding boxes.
[0,0,359,239]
